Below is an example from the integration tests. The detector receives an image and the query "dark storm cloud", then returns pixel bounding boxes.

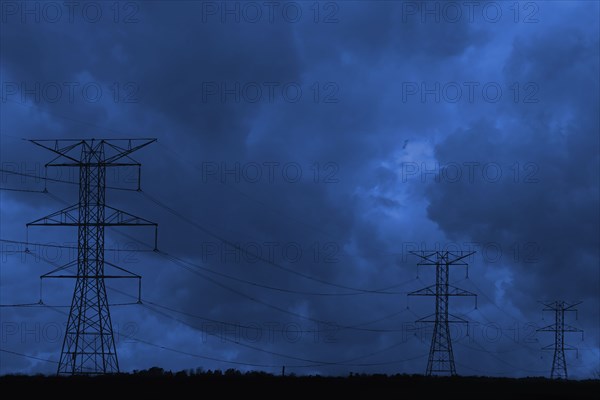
[426,25,599,301]
[1,1,598,378]
[419,18,599,375]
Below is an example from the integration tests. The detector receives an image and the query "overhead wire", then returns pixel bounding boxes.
[139,190,412,295]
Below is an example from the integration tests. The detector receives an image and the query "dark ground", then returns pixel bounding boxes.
[1,369,598,399]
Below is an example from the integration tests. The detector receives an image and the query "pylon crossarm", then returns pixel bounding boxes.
[541,300,558,309]
[408,285,436,296]
[563,301,583,311]
[103,261,142,278]
[42,262,140,280]
[104,206,157,226]
[562,324,583,333]
[537,324,583,333]
[40,261,79,278]
[47,162,142,168]
[414,313,436,323]
[46,152,74,168]
[410,250,475,266]
[103,144,142,166]
[29,138,157,165]
[541,300,582,311]
[103,139,157,164]
[43,274,138,279]
[415,313,469,324]
[445,251,475,264]
[447,313,469,324]
[29,139,84,163]
[27,204,79,225]
[537,324,558,332]
[447,285,476,296]
[409,251,439,265]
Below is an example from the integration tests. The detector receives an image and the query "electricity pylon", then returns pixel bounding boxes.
[408,251,476,376]
[27,139,157,375]
[537,301,583,379]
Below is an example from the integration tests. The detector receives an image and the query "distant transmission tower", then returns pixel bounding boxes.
[408,251,477,376]
[27,139,157,375]
[537,301,583,379]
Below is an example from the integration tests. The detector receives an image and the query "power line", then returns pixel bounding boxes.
[463,302,544,355]
[0,168,138,192]
[0,238,154,253]
[31,273,426,370]
[6,245,594,377]
[2,236,413,312]
[117,226,415,298]
[3,303,303,370]
[160,249,413,297]
[455,336,549,374]
[0,348,58,365]
[138,299,427,367]
[25,251,418,366]
[20,224,414,333]
[35,177,418,298]
[141,300,426,368]
[37,189,413,298]
[144,297,408,334]
[0,302,139,308]
[463,278,530,325]
[0,168,76,186]
[160,250,411,333]
[0,302,44,308]
[140,301,336,365]
[140,190,411,295]
[0,187,46,193]
[127,337,318,369]
[165,252,403,332]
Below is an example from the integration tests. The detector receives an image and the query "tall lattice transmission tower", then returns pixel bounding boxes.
[408,250,477,376]
[537,301,583,379]
[27,139,157,375]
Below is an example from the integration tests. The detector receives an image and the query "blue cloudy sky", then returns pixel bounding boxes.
[0,1,598,378]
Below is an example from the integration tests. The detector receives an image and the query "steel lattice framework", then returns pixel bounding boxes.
[28,139,157,375]
[408,251,477,376]
[537,301,583,379]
